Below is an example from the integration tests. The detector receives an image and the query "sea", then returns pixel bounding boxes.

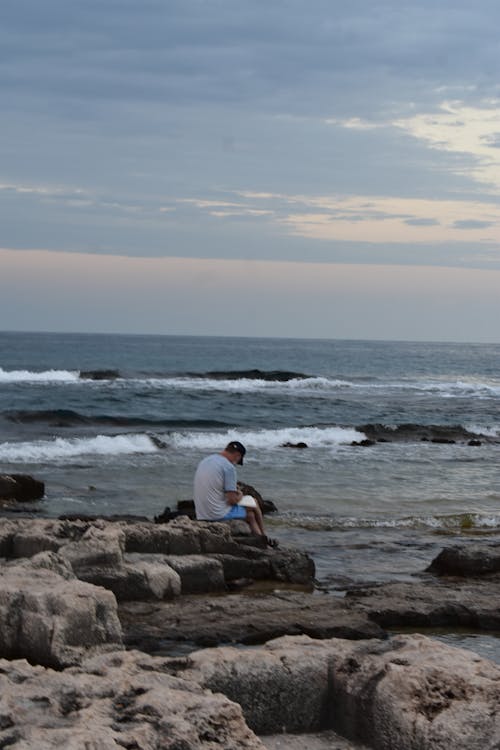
[1,331,500,659]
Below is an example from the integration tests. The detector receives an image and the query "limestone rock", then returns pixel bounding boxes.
[164,554,226,594]
[345,578,500,631]
[119,591,384,652]
[173,634,500,749]
[0,552,123,667]
[0,649,264,749]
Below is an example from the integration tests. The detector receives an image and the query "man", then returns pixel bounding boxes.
[193,441,266,536]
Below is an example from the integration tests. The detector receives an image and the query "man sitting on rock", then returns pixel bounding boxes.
[193,441,266,536]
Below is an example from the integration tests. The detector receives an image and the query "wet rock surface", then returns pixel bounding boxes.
[119,591,385,652]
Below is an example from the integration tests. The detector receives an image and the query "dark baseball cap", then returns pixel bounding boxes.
[226,441,246,465]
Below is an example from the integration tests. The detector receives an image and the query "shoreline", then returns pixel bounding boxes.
[2,512,500,746]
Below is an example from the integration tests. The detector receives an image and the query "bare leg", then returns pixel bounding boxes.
[246,505,266,536]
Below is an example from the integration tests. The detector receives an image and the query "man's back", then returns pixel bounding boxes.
[193,453,237,520]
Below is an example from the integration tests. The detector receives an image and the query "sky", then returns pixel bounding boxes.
[1,0,500,342]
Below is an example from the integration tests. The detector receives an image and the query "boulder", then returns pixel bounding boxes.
[330,634,500,750]
[174,634,500,748]
[0,552,123,667]
[164,554,226,594]
[0,473,44,502]
[427,544,500,576]
[0,649,264,749]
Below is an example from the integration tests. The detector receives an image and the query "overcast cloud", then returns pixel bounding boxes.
[1,1,500,339]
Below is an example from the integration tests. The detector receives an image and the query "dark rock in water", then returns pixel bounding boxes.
[149,434,168,449]
[237,481,277,514]
[281,441,308,449]
[468,439,482,446]
[0,474,45,502]
[427,544,500,577]
[200,368,310,381]
[358,422,487,445]
[79,369,120,380]
[350,439,376,447]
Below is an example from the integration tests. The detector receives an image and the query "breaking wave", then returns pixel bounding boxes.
[0,367,80,383]
[0,434,160,462]
[277,511,500,533]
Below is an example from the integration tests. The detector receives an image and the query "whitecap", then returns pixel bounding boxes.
[0,434,159,462]
[169,425,366,451]
[0,367,79,383]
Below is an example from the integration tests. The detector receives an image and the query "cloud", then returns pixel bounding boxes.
[393,100,500,190]
[453,219,495,230]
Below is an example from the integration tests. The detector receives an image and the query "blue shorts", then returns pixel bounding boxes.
[222,505,247,520]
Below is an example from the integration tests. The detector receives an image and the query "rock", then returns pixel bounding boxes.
[345,578,500,631]
[281,441,308,449]
[119,591,384,653]
[427,544,500,576]
[1,634,498,749]
[174,634,500,748]
[0,649,264,749]
[79,369,120,380]
[124,518,203,554]
[60,524,126,573]
[0,552,123,667]
[261,730,367,749]
[0,475,17,500]
[164,554,226,594]
[122,556,182,600]
[1,518,315,608]
[330,634,500,750]
[0,473,45,502]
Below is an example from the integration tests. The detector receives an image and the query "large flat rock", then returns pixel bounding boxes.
[119,591,386,652]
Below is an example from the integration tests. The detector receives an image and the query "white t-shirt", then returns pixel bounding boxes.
[193,453,237,520]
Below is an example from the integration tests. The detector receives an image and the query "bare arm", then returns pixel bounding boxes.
[225,490,243,506]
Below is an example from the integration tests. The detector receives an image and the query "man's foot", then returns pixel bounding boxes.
[266,536,279,548]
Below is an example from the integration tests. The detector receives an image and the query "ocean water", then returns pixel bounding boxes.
[1,331,500,593]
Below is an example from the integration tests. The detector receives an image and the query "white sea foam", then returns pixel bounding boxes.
[279,511,500,531]
[134,375,350,393]
[0,367,80,383]
[465,424,500,438]
[0,434,159,462]
[169,425,366,450]
[419,379,500,398]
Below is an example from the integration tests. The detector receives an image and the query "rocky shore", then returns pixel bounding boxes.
[1,513,500,748]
